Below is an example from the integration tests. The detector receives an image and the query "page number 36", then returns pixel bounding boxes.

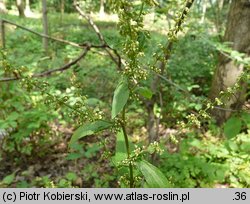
[233,192,247,201]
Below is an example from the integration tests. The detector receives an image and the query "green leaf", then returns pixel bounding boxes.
[226,141,239,151]
[70,121,112,145]
[113,130,127,166]
[2,173,15,185]
[7,112,19,121]
[137,160,170,188]
[138,31,148,50]
[111,77,130,119]
[65,153,82,160]
[136,87,153,99]
[66,172,77,181]
[224,117,242,139]
[241,112,250,128]
[240,142,250,153]
[86,98,104,107]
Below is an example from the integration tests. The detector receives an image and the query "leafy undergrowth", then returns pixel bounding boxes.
[0,129,118,188]
[1,122,250,187]
[160,130,250,188]
[0,11,249,188]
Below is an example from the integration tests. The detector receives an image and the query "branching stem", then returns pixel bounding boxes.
[120,107,134,188]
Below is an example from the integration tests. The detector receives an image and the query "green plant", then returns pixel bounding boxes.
[223,112,250,139]
[3,0,248,189]
[159,129,250,187]
[68,0,197,187]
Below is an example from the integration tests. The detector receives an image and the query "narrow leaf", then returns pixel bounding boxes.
[113,130,127,166]
[70,121,112,145]
[224,117,242,139]
[137,160,170,188]
[111,77,130,119]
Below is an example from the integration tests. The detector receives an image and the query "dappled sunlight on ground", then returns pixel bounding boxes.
[4,7,41,19]
[88,12,170,35]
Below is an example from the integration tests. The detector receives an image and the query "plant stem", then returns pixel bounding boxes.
[121,107,134,188]
[138,2,144,20]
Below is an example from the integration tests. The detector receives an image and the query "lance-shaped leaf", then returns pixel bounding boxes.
[70,120,112,145]
[111,77,130,119]
[113,130,127,166]
[137,160,171,188]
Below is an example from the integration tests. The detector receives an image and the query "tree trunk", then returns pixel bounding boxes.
[209,0,250,125]
[25,0,31,15]
[42,0,49,54]
[0,0,7,13]
[146,83,159,144]
[99,0,105,19]
[0,20,5,48]
[200,0,207,23]
[60,0,64,23]
[218,0,225,10]
[16,0,25,17]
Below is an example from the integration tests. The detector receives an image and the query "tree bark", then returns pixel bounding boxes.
[209,0,250,125]
[0,0,7,13]
[60,0,64,23]
[25,0,31,15]
[16,0,25,17]
[200,0,207,23]
[218,0,225,10]
[0,20,5,48]
[42,0,49,54]
[99,0,105,19]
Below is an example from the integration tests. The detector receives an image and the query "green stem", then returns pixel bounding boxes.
[138,2,144,20]
[121,107,134,188]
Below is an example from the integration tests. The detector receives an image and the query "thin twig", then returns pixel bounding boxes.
[1,18,85,49]
[156,73,189,94]
[0,47,90,82]
[157,72,242,112]
[1,18,108,50]
[73,1,123,70]
[73,1,105,43]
